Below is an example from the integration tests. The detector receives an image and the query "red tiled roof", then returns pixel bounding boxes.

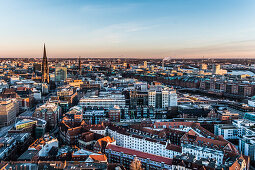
[67,126,82,136]
[166,143,182,153]
[195,136,228,147]
[154,122,200,128]
[90,124,105,130]
[97,136,115,147]
[89,154,107,162]
[106,144,173,165]
[17,87,28,91]
[3,88,16,94]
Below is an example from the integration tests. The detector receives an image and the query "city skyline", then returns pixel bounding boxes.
[1,0,255,58]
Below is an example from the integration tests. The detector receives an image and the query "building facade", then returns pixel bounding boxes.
[0,99,19,127]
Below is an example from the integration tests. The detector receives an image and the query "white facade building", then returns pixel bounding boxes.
[239,135,255,161]
[108,127,181,159]
[214,124,241,140]
[148,91,156,107]
[108,124,237,166]
[148,88,177,108]
[79,96,126,109]
[182,144,224,165]
[232,117,255,161]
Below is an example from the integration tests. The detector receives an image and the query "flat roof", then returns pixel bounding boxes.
[18,150,38,161]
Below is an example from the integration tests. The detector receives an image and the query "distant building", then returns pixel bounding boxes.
[55,67,67,82]
[200,63,207,70]
[212,64,227,75]
[0,98,19,127]
[143,61,147,68]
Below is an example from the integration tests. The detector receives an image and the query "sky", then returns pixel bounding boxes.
[0,0,255,58]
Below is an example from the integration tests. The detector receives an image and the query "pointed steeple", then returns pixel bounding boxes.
[43,43,47,60]
[78,56,81,75]
[41,43,49,84]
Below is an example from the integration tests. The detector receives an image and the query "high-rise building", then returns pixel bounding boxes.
[55,67,67,82]
[41,44,49,84]
[212,64,227,75]
[212,64,221,74]
[148,87,177,108]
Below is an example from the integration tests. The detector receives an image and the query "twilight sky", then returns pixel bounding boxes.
[0,0,255,58]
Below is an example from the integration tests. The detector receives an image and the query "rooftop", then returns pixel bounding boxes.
[106,144,173,165]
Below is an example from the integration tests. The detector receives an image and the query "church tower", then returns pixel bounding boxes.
[78,56,81,75]
[41,44,49,84]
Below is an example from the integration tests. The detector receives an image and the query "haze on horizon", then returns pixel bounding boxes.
[1,0,255,59]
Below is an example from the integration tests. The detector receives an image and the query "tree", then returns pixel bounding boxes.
[130,157,143,170]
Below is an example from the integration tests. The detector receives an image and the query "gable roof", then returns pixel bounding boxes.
[106,144,173,165]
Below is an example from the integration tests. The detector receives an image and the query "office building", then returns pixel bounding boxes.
[0,99,19,127]
[55,67,67,82]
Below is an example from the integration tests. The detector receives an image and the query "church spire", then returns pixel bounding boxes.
[78,56,81,75]
[43,43,47,59]
[41,43,49,84]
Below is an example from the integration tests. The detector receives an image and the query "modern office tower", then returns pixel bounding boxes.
[212,64,227,75]
[0,99,19,127]
[41,44,49,84]
[55,67,67,82]
[148,87,177,109]
[212,64,221,74]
